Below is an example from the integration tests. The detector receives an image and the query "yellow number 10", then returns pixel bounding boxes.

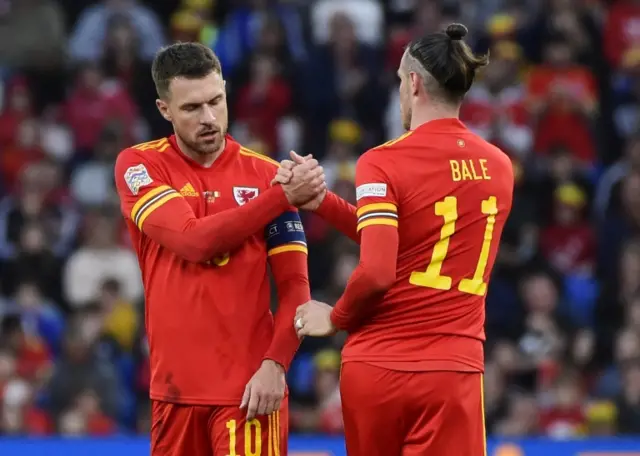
[410,196,498,297]
[226,413,280,456]
[226,419,261,456]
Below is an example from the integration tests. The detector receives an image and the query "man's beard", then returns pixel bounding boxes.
[181,127,226,156]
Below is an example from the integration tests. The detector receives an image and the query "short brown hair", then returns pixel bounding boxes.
[406,23,488,103]
[151,42,222,99]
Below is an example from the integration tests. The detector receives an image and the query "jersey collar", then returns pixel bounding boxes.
[168,134,239,170]
[414,118,466,133]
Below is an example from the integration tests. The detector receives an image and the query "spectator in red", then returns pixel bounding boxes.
[63,63,138,156]
[603,0,640,69]
[75,389,117,435]
[539,369,587,438]
[0,119,45,192]
[540,183,596,277]
[1,315,52,383]
[527,35,598,165]
[0,77,34,147]
[235,53,292,157]
[461,40,532,159]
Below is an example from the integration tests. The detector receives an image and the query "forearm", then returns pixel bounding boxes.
[145,186,290,262]
[314,191,359,243]
[264,251,311,370]
[330,225,398,331]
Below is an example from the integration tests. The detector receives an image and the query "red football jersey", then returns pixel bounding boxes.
[114,135,308,405]
[344,118,514,371]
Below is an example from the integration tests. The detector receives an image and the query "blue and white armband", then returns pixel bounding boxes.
[265,211,308,256]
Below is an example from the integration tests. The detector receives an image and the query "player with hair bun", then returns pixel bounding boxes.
[276,23,512,456]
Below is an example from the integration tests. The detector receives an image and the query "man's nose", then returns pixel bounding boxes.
[201,105,217,124]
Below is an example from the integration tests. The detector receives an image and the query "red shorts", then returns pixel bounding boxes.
[340,362,486,456]
[151,398,288,456]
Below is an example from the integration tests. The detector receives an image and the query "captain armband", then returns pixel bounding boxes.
[265,211,308,256]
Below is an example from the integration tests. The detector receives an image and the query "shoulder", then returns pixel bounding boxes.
[116,138,171,166]
[478,139,514,180]
[357,131,415,170]
[115,138,172,187]
[370,130,415,153]
[236,145,280,172]
[119,137,172,159]
[486,141,512,167]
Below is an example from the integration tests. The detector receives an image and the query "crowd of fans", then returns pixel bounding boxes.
[0,0,639,439]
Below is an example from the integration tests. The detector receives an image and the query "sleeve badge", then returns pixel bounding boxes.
[124,164,153,195]
[356,183,387,200]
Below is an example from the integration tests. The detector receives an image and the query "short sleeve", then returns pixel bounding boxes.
[114,149,181,231]
[354,151,399,233]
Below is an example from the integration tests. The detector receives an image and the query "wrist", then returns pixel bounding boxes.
[262,358,286,373]
[329,307,345,332]
[314,190,332,215]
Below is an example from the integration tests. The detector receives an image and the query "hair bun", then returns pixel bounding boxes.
[446,23,468,41]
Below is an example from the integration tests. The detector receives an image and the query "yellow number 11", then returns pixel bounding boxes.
[410,196,498,297]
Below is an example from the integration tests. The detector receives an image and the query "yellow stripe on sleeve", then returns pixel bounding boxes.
[356,202,397,218]
[137,193,181,230]
[130,185,173,221]
[356,218,399,232]
[267,244,308,256]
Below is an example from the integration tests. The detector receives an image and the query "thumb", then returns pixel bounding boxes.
[290,150,307,164]
[240,384,251,409]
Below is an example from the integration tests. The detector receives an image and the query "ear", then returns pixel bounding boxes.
[156,99,172,122]
[409,72,421,97]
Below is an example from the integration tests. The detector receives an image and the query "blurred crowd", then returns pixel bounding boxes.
[0,0,639,439]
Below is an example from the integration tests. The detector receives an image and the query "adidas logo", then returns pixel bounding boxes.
[180,183,198,197]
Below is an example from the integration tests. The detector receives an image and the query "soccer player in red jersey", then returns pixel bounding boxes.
[277,24,514,455]
[114,43,325,456]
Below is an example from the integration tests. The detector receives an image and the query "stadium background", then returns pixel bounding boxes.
[0,0,639,454]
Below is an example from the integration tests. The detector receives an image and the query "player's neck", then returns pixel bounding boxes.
[175,135,226,168]
[410,105,460,131]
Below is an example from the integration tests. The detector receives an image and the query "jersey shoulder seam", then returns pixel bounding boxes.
[371,130,415,151]
[238,146,280,169]
[129,137,171,154]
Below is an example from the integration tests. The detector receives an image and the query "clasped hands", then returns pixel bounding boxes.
[271,150,327,210]
[271,151,337,338]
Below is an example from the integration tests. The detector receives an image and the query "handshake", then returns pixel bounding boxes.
[271,151,327,210]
